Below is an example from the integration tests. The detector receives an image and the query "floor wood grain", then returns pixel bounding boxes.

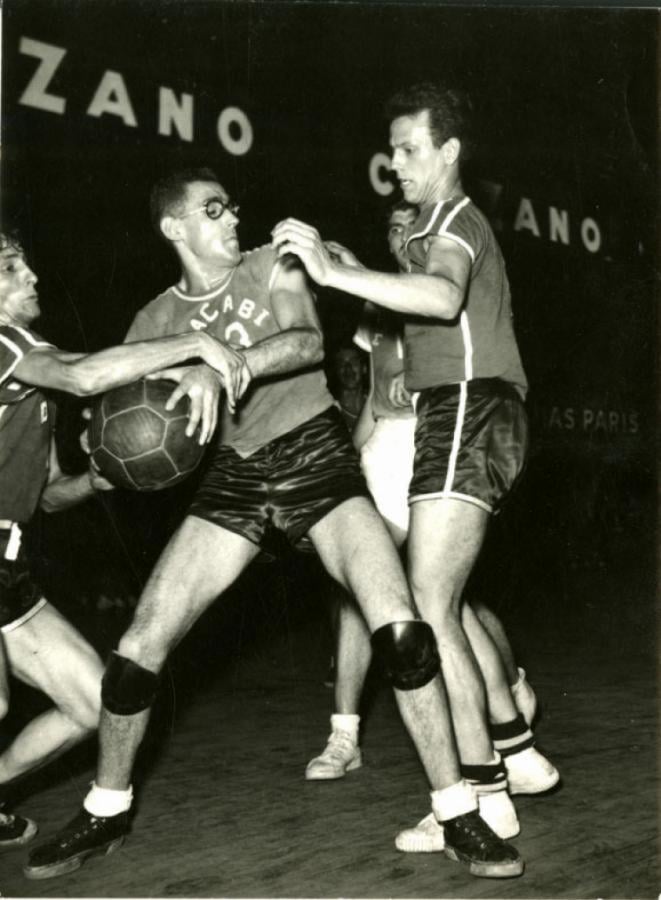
[0,594,657,899]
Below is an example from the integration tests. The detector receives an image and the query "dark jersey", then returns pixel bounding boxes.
[126,245,332,457]
[404,197,528,398]
[0,325,53,522]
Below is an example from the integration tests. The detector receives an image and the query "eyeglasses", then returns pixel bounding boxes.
[179,197,240,221]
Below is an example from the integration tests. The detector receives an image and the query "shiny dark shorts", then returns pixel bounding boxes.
[189,406,370,551]
[0,534,44,629]
[410,379,529,514]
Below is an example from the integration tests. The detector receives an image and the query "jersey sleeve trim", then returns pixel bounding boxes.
[436,197,475,262]
[406,197,476,263]
[0,327,52,384]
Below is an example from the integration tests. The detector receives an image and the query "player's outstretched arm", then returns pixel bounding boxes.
[240,260,324,380]
[272,218,468,319]
[13,332,213,398]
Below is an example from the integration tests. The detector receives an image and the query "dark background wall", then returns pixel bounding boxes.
[1,1,657,657]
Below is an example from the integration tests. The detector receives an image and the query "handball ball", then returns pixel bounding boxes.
[89,378,206,491]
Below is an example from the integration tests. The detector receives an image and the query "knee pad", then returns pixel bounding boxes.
[101,651,159,715]
[371,620,440,690]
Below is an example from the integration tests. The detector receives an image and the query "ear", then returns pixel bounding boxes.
[443,137,461,165]
[160,215,182,242]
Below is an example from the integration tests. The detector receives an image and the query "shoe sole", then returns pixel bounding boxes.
[444,845,524,878]
[508,770,560,796]
[0,819,38,851]
[305,757,362,781]
[23,836,125,880]
[395,835,444,853]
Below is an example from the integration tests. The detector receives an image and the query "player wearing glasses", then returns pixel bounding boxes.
[28,166,523,882]
[0,226,254,859]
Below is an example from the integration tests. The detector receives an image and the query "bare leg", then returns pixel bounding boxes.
[471,601,519,687]
[334,599,371,714]
[0,603,103,784]
[310,497,460,790]
[408,498,493,766]
[461,604,519,725]
[96,516,260,791]
[333,514,406,714]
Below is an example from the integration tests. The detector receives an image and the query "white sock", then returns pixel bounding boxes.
[431,779,478,822]
[330,713,360,741]
[84,782,133,818]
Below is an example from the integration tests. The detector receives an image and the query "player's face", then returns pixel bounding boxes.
[387,209,417,271]
[179,180,241,265]
[335,349,363,390]
[0,246,40,326]
[389,110,451,206]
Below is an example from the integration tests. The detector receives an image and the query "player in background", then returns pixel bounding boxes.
[29,167,523,882]
[0,227,248,854]
[330,343,368,429]
[307,201,541,851]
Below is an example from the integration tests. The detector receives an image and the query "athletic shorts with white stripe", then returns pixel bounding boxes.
[409,378,528,514]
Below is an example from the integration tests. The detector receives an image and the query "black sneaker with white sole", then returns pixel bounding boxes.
[23,807,128,880]
[442,809,524,878]
[0,809,38,850]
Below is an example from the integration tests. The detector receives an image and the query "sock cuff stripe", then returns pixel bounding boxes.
[490,714,528,741]
[460,762,507,784]
[499,735,536,757]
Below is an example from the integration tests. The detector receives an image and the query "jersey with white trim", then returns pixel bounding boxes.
[404,197,528,397]
[126,245,332,457]
[354,304,414,420]
[0,325,53,521]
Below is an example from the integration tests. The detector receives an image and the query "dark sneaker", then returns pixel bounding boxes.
[23,807,128,880]
[0,811,38,850]
[442,809,524,878]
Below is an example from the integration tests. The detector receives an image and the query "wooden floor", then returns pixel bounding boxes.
[0,572,658,899]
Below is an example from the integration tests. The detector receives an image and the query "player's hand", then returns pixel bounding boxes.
[388,372,412,409]
[156,365,220,444]
[88,461,115,492]
[197,333,249,409]
[271,218,333,286]
[324,241,363,270]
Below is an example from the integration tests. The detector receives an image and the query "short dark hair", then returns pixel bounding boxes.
[0,230,24,255]
[385,83,475,159]
[149,166,221,234]
[388,199,419,223]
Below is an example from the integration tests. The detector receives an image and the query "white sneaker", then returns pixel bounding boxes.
[394,790,519,853]
[305,731,362,780]
[395,812,444,852]
[478,790,520,840]
[512,667,538,726]
[505,746,560,795]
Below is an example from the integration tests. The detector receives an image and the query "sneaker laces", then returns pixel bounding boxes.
[452,810,502,853]
[322,730,356,762]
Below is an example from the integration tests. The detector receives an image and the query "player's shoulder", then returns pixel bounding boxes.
[240,243,306,295]
[240,244,278,281]
[414,197,492,261]
[135,286,179,319]
[420,196,480,232]
[0,324,51,357]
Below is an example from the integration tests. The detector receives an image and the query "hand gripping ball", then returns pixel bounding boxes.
[89,378,206,491]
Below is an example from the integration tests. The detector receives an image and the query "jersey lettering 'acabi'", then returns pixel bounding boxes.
[126,245,332,456]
